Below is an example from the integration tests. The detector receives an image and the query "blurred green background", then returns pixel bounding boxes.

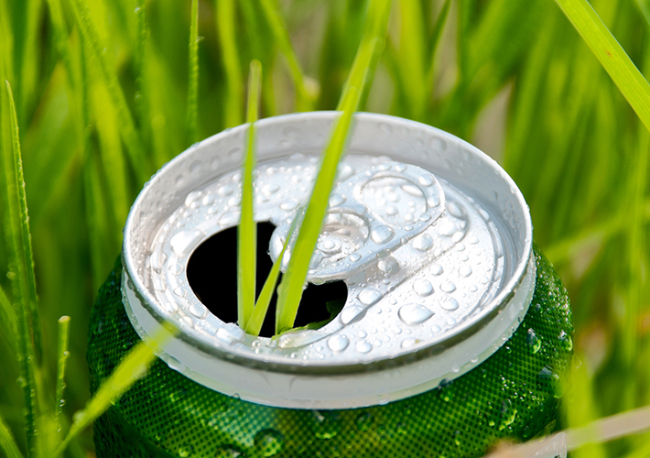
[1,0,649,456]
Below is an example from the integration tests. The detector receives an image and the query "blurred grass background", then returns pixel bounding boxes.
[0,0,649,456]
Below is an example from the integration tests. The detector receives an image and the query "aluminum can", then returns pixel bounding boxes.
[88,112,573,458]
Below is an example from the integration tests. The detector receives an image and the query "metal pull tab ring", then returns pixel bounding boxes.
[269,161,446,282]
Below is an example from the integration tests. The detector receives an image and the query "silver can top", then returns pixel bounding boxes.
[123,112,534,409]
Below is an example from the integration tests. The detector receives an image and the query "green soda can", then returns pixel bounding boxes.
[88,112,573,458]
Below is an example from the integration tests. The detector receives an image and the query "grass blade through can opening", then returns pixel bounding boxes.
[238,60,262,329]
[274,0,392,334]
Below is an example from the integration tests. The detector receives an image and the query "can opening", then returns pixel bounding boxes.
[187,221,348,337]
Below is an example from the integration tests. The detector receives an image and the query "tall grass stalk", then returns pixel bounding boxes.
[275,0,392,334]
[4,82,40,458]
[238,60,262,329]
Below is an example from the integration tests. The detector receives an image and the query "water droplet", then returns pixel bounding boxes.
[327,335,349,352]
[178,444,194,457]
[438,220,456,236]
[538,366,563,398]
[378,257,400,275]
[386,206,398,216]
[355,412,373,431]
[401,183,423,197]
[558,330,573,352]
[189,302,207,318]
[329,193,346,207]
[356,340,372,353]
[440,281,456,293]
[412,234,433,251]
[431,264,444,275]
[418,174,435,186]
[218,185,234,197]
[527,328,542,354]
[446,202,465,218]
[412,279,434,297]
[459,265,472,277]
[219,211,241,226]
[313,411,341,439]
[401,338,418,348]
[214,445,246,458]
[440,296,459,311]
[498,399,517,431]
[371,225,395,244]
[150,251,166,273]
[170,230,203,256]
[254,429,284,456]
[262,184,280,196]
[398,304,434,325]
[280,199,300,211]
[349,253,362,262]
[338,164,355,181]
[358,289,382,306]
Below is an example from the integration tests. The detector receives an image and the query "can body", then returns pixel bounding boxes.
[89,248,571,458]
[88,115,573,458]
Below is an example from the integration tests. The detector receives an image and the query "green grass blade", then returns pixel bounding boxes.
[259,0,314,111]
[275,0,392,334]
[0,412,23,458]
[4,80,39,458]
[554,0,650,133]
[67,0,150,184]
[238,60,262,328]
[186,0,199,144]
[424,0,451,94]
[245,218,297,336]
[55,316,71,442]
[55,323,176,457]
[0,284,18,354]
[396,0,427,119]
[216,0,243,128]
[44,0,75,87]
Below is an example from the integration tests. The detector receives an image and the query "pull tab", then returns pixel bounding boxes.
[269,161,446,282]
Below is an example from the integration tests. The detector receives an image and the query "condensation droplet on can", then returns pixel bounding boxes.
[398,304,434,325]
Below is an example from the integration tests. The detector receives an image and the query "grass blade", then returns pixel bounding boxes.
[238,60,262,328]
[67,0,151,184]
[554,0,650,133]
[4,81,40,458]
[0,412,23,458]
[186,0,199,144]
[0,284,18,354]
[259,0,315,111]
[424,0,451,95]
[55,322,176,456]
[245,218,297,336]
[55,316,71,442]
[275,0,392,334]
[216,0,243,128]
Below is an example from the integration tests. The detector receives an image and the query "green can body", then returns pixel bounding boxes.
[88,248,572,458]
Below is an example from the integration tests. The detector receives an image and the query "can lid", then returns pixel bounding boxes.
[123,112,534,409]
